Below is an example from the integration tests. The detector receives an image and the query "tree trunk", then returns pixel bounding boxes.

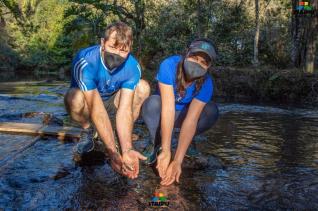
[291,0,318,72]
[197,0,203,37]
[253,0,260,66]
[305,0,318,73]
[133,0,145,58]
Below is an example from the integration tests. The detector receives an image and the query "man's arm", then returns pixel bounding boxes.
[116,88,134,152]
[83,89,117,154]
[116,88,146,178]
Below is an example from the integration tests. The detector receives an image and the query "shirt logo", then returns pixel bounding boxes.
[176,93,183,102]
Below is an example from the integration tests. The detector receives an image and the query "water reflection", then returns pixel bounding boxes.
[199,111,318,209]
[0,83,317,209]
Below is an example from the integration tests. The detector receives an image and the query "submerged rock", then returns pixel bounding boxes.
[183,154,224,170]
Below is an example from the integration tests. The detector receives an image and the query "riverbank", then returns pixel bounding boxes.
[1,65,317,107]
[211,66,318,107]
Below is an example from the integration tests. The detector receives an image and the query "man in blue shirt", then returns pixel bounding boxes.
[64,22,150,179]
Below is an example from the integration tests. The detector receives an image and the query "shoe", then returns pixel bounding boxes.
[185,142,201,158]
[75,127,95,155]
[183,142,210,169]
[142,143,162,165]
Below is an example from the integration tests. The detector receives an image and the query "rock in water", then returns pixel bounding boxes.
[183,155,209,169]
[183,154,224,170]
[207,155,224,169]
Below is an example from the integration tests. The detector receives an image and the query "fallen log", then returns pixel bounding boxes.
[0,122,81,140]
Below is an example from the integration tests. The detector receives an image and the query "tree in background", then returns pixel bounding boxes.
[0,0,70,75]
[291,0,318,73]
[65,0,146,56]
[0,0,316,76]
[253,0,260,66]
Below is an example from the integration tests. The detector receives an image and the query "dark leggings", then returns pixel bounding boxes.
[141,95,219,144]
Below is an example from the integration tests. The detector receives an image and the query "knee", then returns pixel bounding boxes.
[202,102,219,126]
[196,102,219,135]
[64,88,85,113]
[141,95,161,117]
[135,79,151,100]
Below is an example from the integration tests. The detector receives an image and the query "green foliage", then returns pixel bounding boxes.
[0,0,71,73]
[0,0,315,77]
[0,29,19,72]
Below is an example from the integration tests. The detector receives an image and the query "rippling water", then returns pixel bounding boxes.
[0,82,317,210]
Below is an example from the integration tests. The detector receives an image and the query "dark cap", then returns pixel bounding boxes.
[188,40,217,63]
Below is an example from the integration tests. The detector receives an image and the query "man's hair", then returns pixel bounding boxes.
[104,21,133,49]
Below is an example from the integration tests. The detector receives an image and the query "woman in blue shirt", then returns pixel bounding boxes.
[141,39,219,186]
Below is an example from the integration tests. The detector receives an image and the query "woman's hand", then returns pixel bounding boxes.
[122,149,147,179]
[160,160,182,186]
[156,150,171,178]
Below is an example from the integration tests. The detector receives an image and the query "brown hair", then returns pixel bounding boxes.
[104,22,133,49]
[176,57,205,97]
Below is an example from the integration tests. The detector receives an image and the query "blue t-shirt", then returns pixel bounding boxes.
[156,55,213,111]
[70,45,141,100]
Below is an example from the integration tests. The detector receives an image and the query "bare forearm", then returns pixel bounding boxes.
[91,108,117,153]
[158,83,176,152]
[161,107,175,151]
[91,108,116,152]
[174,120,197,164]
[116,108,133,152]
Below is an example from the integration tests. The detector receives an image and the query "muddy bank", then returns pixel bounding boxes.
[212,66,318,106]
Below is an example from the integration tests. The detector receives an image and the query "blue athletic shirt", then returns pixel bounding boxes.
[156,55,213,111]
[70,45,141,100]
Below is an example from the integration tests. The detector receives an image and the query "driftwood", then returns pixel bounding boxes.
[0,122,81,140]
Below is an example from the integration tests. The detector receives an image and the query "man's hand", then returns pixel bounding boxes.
[156,150,171,179]
[109,151,124,175]
[160,160,182,186]
[122,149,147,179]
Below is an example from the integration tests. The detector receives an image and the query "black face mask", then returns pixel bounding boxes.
[183,60,207,81]
[103,51,126,73]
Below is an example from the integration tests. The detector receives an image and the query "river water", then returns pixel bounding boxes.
[0,82,317,210]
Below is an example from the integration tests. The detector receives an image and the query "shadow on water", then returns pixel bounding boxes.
[0,82,317,209]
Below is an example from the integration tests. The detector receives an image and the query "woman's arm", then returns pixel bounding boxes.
[159,82,175,152]
[174,99,205,164]
[161,98,205,186]
[156,82,175,178]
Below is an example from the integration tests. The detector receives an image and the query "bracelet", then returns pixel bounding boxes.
[122,147,134,154]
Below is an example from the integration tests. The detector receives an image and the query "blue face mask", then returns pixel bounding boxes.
[183,59,207,81]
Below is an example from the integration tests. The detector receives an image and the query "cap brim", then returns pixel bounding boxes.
[189,48,216,63]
